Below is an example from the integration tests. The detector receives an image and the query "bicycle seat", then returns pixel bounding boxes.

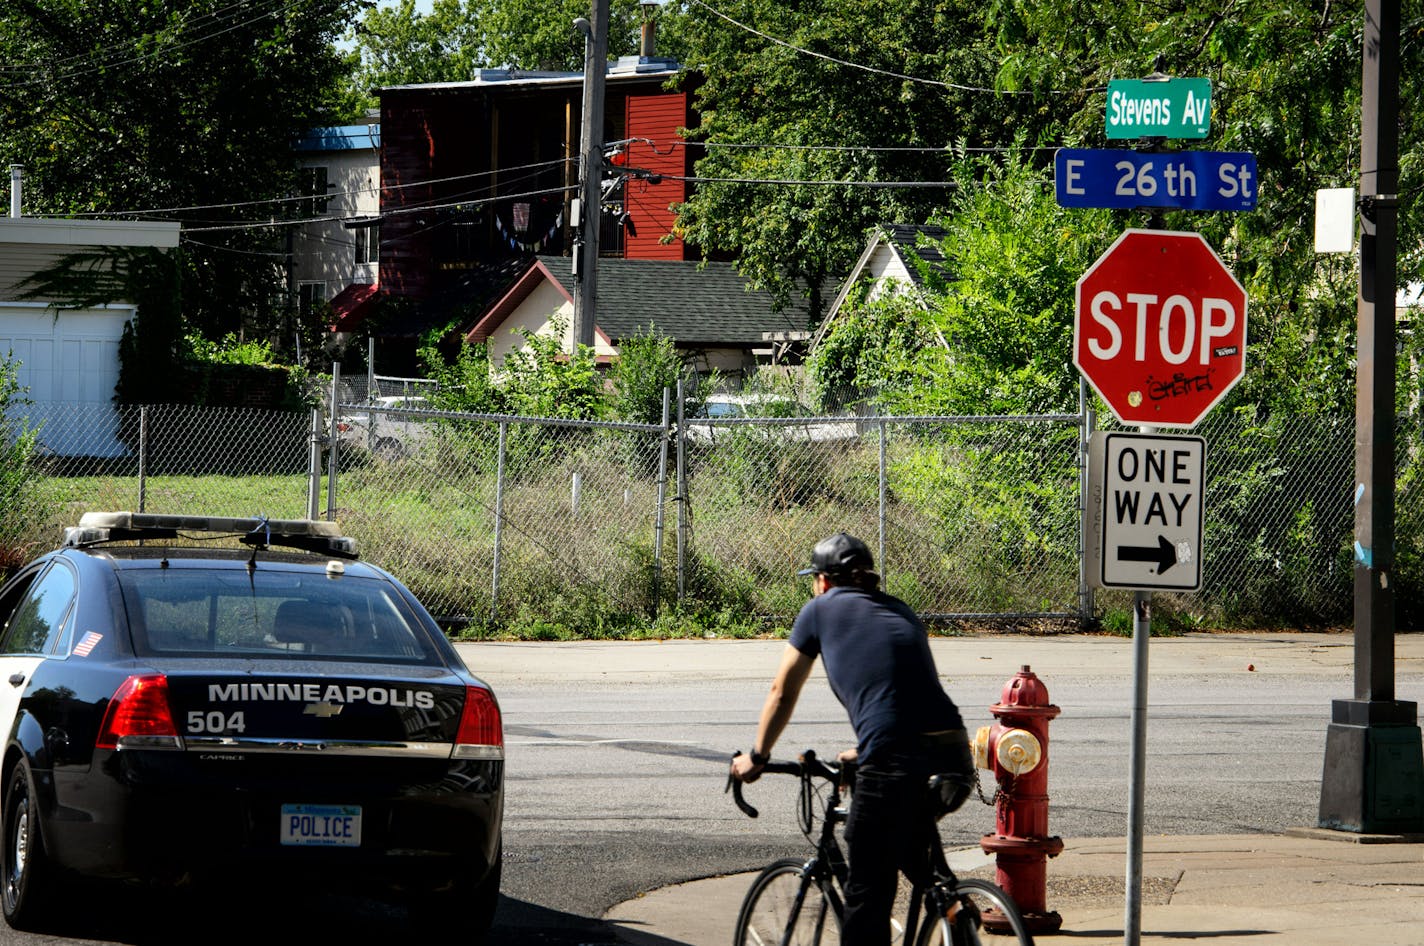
[927,772,974,819]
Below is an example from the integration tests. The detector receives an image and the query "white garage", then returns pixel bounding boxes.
[0,214,179,457]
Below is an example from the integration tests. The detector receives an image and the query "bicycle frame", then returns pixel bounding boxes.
[729,750,960,946]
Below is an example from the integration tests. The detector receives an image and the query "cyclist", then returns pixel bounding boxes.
[730,532,973,946]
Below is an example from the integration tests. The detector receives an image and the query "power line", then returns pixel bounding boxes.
[2,0,316,89]
[690,0,1034,96]
[66,157,572,220]
[181,184,579,234]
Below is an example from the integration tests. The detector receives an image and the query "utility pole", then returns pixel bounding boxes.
[1319,0,1424,835]
[572,0,610,353]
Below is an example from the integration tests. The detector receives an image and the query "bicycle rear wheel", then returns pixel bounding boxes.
[735,858,841,946]
[913,878,1033,946]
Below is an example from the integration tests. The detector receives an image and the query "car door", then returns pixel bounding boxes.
[0,560,78,746]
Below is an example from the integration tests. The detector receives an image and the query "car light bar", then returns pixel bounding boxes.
[64,512,359,559]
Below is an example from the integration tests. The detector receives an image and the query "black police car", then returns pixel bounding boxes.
[0,513,503,932]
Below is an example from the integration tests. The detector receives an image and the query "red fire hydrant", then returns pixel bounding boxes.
[974,665,1063,934]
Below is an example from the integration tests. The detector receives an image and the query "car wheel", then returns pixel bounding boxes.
[2,763,53,931]
[411,845,501,942]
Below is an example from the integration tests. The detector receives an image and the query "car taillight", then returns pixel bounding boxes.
[453,686,503,760]
[96,675,184,751]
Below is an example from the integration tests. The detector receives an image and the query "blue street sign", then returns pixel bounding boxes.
[1055,148,1257,211]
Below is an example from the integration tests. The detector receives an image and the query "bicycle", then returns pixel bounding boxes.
[728,749,1033,946]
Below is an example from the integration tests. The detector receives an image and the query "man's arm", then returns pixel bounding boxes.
[732,644,815,782]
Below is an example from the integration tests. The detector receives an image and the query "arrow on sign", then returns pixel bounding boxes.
[1117,535,1178,574]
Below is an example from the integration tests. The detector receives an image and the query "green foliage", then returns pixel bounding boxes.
[343,0,672,112]
[0,0,361,345]
[606,324,691,425]
[0,357,51,571]
[809,286,944,412]
[186,333,277,366]
[920,150,1117,415]
[420,341,507,415]
[499,321,604,420]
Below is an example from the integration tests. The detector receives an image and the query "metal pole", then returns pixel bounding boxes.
[877,420,888,582]
[307,408,322,519]
[1079,379,1096,624]
[367,337,376,403]
[137,406,148,513]
[572,0,610,351]
[1124,589,1151,946]
[1319,0,1421,835]
[676,379,687,603]
[326,363,340,520]
[652,386,670,614]
[492,422,507,620]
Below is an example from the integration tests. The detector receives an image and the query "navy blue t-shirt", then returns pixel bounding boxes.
[789,585,963,765]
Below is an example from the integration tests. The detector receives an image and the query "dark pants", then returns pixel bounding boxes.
[841,732,973,946]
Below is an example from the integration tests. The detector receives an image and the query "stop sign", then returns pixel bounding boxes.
[1074,229,1247,428]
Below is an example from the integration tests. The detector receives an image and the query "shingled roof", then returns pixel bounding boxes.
[466,256,814,347]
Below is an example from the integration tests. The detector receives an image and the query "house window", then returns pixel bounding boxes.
[354,223,380,265]
[298,282,326,316]
[301,166,330,216]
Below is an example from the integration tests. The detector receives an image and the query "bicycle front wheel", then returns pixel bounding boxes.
[735,858,841,946]
[914,878,1033,946]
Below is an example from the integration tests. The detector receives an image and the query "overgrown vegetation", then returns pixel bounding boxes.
[0,357,51,571]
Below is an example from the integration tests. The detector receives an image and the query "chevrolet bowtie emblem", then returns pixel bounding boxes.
[304,702,345,717]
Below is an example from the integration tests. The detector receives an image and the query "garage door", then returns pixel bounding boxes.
[0,302,134,457]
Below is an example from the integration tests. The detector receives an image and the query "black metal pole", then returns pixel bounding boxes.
[1318,0,1423,835]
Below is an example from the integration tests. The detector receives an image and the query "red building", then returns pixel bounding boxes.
[377,57,699,312]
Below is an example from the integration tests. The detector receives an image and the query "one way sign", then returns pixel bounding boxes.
[1086,431,1206,591]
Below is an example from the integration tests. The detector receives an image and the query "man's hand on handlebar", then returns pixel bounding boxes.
[730,749,765,784]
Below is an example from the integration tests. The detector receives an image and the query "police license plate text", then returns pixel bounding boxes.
[280,804,362,847]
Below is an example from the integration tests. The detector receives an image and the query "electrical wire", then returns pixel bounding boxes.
[2,0,319,89]
[689,0,1035,96]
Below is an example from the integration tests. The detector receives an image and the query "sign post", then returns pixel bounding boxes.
[1066,76,1253,946]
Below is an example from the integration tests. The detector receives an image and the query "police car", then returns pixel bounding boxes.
[0,513,503,933]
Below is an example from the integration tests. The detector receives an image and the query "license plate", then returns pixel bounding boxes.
[280,804,362,847]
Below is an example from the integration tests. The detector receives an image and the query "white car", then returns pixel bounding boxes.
[684,394,859,444]
[336,396,434,460]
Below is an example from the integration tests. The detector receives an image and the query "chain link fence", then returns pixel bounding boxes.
[7,398,1421,630]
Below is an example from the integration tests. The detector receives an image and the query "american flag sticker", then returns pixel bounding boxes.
[74,632,102,657]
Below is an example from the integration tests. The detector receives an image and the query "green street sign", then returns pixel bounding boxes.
[1105,78,1212,140]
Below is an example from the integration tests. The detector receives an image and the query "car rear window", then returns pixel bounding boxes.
[116,568,442,664]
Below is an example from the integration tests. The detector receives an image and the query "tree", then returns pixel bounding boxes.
[663,0,1016,317]
[0,0,362,347]
[344,0,669,113]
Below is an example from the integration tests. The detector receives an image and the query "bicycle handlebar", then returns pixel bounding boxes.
[726,749,843,819]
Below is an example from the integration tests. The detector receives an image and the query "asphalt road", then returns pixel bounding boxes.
[0,634,1417,946]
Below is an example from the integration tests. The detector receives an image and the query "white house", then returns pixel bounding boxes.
[810,223,952,353]
[292,124,382,332]
[0,171,180,455]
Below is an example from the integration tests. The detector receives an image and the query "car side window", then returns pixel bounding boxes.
[0,562,77,657]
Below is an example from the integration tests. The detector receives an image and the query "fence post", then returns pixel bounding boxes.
[137,405,148,513]
[326,364,340,520]
[878,419,888,584]
[492,421,507,620]
[676,379,687,604]
[307,408,322,520]
[653,386,670,615]
[1078,379,1096,625]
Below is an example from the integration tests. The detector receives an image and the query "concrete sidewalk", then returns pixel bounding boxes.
[603,830,1424,945]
